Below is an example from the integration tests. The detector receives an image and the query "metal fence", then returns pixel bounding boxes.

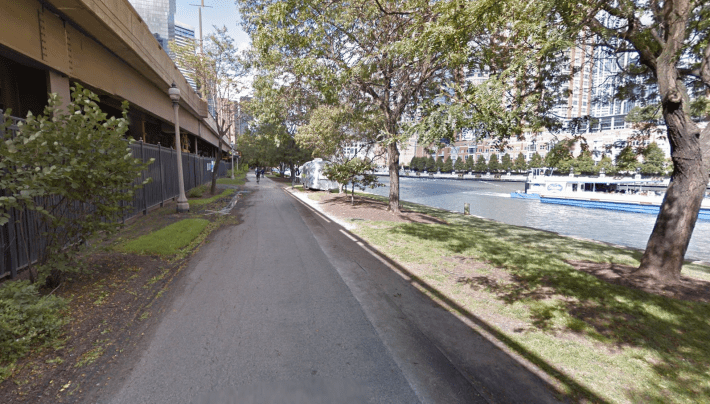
[1,116,230,279]
[127,141,230,218]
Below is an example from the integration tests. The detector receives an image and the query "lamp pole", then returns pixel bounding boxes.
[231,143,235,179]
[169,83,190,212]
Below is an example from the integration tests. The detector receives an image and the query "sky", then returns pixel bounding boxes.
[174,0,250,49]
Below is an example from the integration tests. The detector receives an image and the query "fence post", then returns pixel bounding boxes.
[140,141,147,215]
[158,143,165,207]
[194,154,198,187]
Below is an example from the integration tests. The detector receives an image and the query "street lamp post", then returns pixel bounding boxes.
[230,143,235,179]
[169,83,190,213]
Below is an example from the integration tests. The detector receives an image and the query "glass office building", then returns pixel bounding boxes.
[128,0,176,50]
[174,21,197,90]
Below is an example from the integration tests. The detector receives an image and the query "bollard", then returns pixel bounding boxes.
[464,203,470,215]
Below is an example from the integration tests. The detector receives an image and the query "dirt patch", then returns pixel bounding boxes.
[315,192,446,225]
[567,260,710,303]
[295,186,710,305]
[0,186,242,403]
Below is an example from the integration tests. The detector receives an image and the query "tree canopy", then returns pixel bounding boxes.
[170,27,247,194]
[543,0,710,281]
[238,0,475,212]
[236,0,710,282]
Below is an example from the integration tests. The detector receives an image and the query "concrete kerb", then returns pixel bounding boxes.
[284,188,355,230]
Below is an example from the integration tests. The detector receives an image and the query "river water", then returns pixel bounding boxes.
[365,176,710,262]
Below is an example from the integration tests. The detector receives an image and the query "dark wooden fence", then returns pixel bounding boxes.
[1,115,231,279]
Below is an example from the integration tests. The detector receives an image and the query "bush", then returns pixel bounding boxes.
[0,281,66,373]
[0,84,150,285]
[188,185,206,198]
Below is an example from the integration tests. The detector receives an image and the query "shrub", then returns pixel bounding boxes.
[0,84,151,285]
[188,185,206,198]
[0,281,66,375]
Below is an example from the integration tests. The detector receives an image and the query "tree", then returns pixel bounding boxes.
[529,152,544,169]
[435,156,444,173]
[239,0,472,213]
[411,157,418,171]
[323,158,381,204]
[597,154,616,176]
[245,66,317,182]
[0,85,149,285]
[407,1,571,154]
[297,104,381,191]
[545,0,710,283]
[454,157,466,172]
[238,126,279,168]
[625,104,665,151]
[640,142,667,176]
[474,155,488,172]
[408,157,417,171]
[419,157,428,172]
[573,150,598,176]
[513,152,528,173]
[544,140,574,173]
[487,154,500,173]
[442,156,454,173]
[426,156,437,172]
[501,153,513,172]
[615,146,638,174]
[171,27,246,195]
[466,155,475,172]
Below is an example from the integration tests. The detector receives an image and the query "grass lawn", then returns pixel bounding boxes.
[188,188,235,207]
[349,196,710,403]
[116,219,210,256]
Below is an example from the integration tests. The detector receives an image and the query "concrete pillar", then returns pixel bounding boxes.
[47,71,70,112]
[141,119,147,142]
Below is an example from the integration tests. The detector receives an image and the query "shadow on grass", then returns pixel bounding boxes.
[346,227,607,403]
[386,218,710,402]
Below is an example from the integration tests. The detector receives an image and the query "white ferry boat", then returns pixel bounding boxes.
[511,168,710,220]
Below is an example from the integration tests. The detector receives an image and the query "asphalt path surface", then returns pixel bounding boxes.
[101,174,564,404]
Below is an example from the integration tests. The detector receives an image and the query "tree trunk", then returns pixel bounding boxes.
[387,142,401,213]
[211,144,223,195]
[635,83,710,283]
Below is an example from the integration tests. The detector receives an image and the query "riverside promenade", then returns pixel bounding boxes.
[97,174,562,404]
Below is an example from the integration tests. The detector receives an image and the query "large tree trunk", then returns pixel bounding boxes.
[635,82,710,283]
[387,142,401,213]
[633,0,710,283]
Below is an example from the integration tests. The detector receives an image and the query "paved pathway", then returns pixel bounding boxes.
[101,174,562,403]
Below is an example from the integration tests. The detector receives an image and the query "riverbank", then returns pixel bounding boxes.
[289,185,710,403]
[376,171,528,182]
[363,175,710,262]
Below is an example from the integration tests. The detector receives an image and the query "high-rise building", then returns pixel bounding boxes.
[174,21,197,90]
[128,0,176,52]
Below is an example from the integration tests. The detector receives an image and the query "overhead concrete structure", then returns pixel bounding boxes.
[0,0,229,154]
[127,0,176,51]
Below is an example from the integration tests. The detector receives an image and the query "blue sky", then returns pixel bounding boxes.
[174,0,250,48]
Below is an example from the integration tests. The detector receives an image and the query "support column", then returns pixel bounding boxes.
[47,71,70,112]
